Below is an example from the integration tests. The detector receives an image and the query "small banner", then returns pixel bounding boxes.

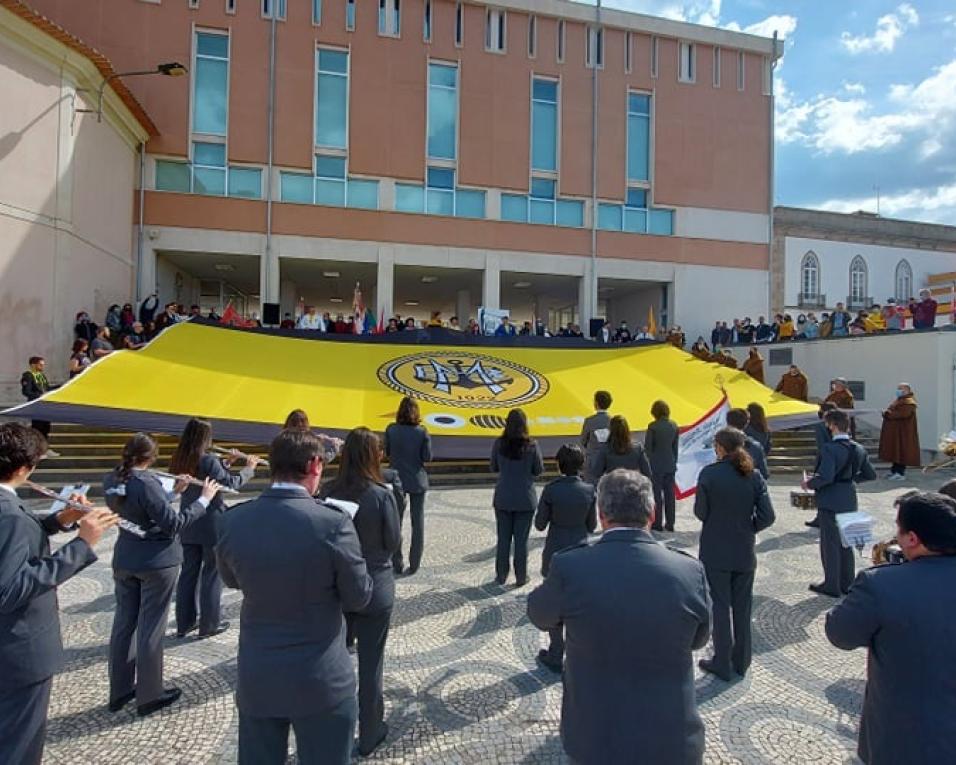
[675,394,730,499]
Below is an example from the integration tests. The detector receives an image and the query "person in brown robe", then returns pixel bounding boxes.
[720,350,738,370]
[690,338,710,360]
[879,384,920,480]
[775,365,809,401]
[825,377,856,438]
[741,347,765,383]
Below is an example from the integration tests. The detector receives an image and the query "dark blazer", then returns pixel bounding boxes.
[381,467,406,514]
[593,443,652,479]
[744,436,770,479]
[180,454,251,546]
[580,411,611,481]
[216,486,373,718]
[813,421,832,454]
[103,470,206,571]
[491,442,544,513]
[534,476,596,575]
[527,528,711,764]
[0,490,97,691]
[20,371,50,401]
[694,459,776,572]
[744,426,772,456]
[806,438,876,513]
[825,556,956,765]
[323,482,400,615]
[645,417,680,475]
[384,423,432,494]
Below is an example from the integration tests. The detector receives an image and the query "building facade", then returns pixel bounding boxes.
[18,0,780,341]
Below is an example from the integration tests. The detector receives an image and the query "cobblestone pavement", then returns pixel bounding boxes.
[42,473,948,764]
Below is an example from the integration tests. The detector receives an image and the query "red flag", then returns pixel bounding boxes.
[352,282,365,335]
[376,306,385,335]
[220,302,240,325]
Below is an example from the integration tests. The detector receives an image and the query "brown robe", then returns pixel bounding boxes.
[775,371,809,401]
[824,389,855,409]
[878,395,920,466]
[741,354,765,383]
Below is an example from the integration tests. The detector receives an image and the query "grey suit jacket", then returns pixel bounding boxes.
[527,528,711,764]
[645,418,680,476]
[384,423,432,494]
[0,490,97,691]
[580,411,611,482]
[534,476,596,575]
[744,436,770,480]
[826,556,956,765]
[806,438,876,513]
[694,459,776,572]
[491,442,544,513]
[744,426,772,456]
[180,454,251,547]
[216,486,372,718]
[593,443,653,480]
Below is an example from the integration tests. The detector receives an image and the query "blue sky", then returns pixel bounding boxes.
[580,1,956,225]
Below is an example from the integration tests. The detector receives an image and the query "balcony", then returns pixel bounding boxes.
[846,295,874,310]
[797,293,826,308]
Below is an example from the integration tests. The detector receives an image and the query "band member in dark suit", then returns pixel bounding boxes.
[216,429,372,765]
[803,409,876,597]
[533,444,596,672]
[20,356,54,438]
[825,492,956,765]
[695,427,776,680]
[384,397,432,575]
[745,402,772,456]
[172,418,259,639]
[0,423,117,765]
[645,399,680,532]
[322,428,400,756]
[103,434,220,717]
[579,390,612,483]
[593,415,652,480]
[491,409,544,586]
[806,402,838,529]
[725,408,769,479]
[528,469,711,764]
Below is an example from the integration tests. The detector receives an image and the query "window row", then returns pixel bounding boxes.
[800,253,915,305]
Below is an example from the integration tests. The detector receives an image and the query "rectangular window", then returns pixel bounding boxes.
[156,160,190,192]
[312,0,321,24]
[192,141,226,195]
[426,167,455,215]
[455,2,463,46]
[556,199,584,227]
[678,41,695,82]
[528,15,536,58]
[280,172,313,203]
[649,209,673,235]
[379,0,401,36]
[501,193,529,223]
[261,0,286,19]
[314,154,346,206]
[226,0,236,14]
[396,183,425,213]
[189,0,199,10]
[713,46,721,87]
[315,48,349,149]
[531,77,558,173]
[192,31,229,136]
[228,167,262,199]
[598,203,622,231]
[423,0,431,41]
[427,62,458,161]
[586,27,603,68]
[485,9,506,52]
[625,31,632,73]
[737,51,745,90]
[500,192,581,227]
[529,178,556,224]
[346,0,355,30]
[557,20,565,63]
[650,36,658,78]
[347,179,379,209]
[627,92,650,182]
[456,188,486,218]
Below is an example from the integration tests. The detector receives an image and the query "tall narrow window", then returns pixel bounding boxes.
[315,48,349,149]
[736,51,745,90]
[189,0,200,10]
[712,46,721,87]
[531,77,558,172]
[193,31,229,136]
[557,20,565,63]
[312,0,321,24]
[627,92,650,183]
[849,256,868,304]
[226,0,236,13]
[455,2,463,46]
[586,27,604,68]
[423,0,431,41]
[346,0,355,30]
[528,15,537,58]
[678,41,695,82]
[650,36,658,78]
[895,259,913,302]
[625,31,632,73]
[379,0,400,36]
[485,9,505,52]
[427,62,458,161]
[261,0,286,18]
[800,252,819,300]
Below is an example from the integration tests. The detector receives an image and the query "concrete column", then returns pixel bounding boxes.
[376,249,395,320]
[279,279,298,318]
[577,265,595,332]
[260,247,280,315]
[138,244,158,301]
[483,254,501,311]
[456,289,472,323]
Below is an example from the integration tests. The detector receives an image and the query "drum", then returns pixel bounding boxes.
[790,489,817,510]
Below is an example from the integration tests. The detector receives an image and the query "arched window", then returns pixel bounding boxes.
[800,251,819,300]
[895,259,913,302]
[849,255,868,304]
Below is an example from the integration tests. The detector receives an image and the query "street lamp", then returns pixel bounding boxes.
[76,61,188,122]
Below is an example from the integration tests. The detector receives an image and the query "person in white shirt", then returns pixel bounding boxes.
[296,306,325,331]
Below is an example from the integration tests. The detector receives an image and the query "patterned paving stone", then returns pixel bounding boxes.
[39,472,946,763]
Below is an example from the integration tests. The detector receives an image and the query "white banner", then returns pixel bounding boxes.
[675,395,730,499]
[478,307,510,336]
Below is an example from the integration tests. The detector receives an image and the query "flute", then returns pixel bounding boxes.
[24,481,147,538]
[147,469,240,495]
[210,444,269,468]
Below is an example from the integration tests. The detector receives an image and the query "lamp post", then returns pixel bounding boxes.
[76,61,187,122]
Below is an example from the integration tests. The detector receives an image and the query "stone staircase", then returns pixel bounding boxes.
[23,424,886,499]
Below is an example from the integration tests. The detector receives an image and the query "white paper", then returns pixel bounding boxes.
[157,476,176,495]
[836,511,875,549]
[324,498,359,519]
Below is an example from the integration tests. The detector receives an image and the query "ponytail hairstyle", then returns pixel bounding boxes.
[714,427,753,477]
[169,418,213,475]
[116,433,158,482]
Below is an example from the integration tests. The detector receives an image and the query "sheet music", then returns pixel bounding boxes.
[49,484,90,515]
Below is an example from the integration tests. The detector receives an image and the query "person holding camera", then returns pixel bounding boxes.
[825,491,956,765]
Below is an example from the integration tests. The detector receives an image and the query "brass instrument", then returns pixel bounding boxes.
[24,480,146,538]
[210,444,269,468]
[871,537,904,565]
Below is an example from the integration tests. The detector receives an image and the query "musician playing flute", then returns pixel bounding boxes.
[103,433,221,717]
[171,418,259,640]
[0,423,119,765]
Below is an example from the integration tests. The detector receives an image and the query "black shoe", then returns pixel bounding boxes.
[358,723,389,757]
[137,687,182,717]
[698,659,733,682]
[804,519,820,528]
[808,583,840,598]
[393,563,405,575]
[514,577,529,588]
[664,525,675,532]
[108,691,135,713]
[404,566,419,576]
[175,624,197,639]
[197,622,230,639]
[651,525,664,532]
[494,576,507,586]
[537,649,563,673]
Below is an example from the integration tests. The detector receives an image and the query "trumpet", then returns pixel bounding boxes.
[210,444,269,468]
[24,480,147,538]
[147,469,240,495]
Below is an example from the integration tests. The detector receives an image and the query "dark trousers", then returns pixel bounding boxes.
[652,472,677,529]
[346,607,392,751]
[393,492,426,572]
[546,627,565,664]
[494,510,533,582]
[705,567,755,676]
[109,566,178,706]
[891,463,906,476]
[238,695,356,765]
[30,420,51,438]
[819,510,855,595]
[175,543,223,634]
[0,677,52,765]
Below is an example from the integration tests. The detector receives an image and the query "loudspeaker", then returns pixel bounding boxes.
[589,318,605,338]
[262,302,281,326]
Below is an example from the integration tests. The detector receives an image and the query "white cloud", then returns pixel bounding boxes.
[842,82,866,95]
[739,14,798,40]
[816,183,956,224]
[840,3,919,54]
